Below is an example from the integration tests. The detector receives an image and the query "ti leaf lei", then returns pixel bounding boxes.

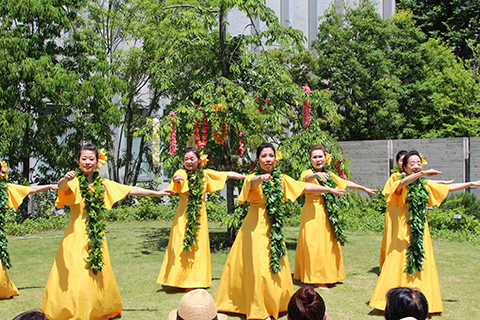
[254,165,286,274]
[309,166,347,245]
[402,176,430,275]
[182,166,205,252]
[391,166,402,174]
[0,180,11,269]
[76,168,107,275]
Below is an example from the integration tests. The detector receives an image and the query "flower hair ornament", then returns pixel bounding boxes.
[95,149,108,170]
[419,153,428,165]
[0,161,11,268]
[275,149,283,165]
[199,153,209,168]
[325,152,332,166]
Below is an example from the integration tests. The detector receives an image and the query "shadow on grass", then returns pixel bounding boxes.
[17,286,44,290]
[138,227,228,254]
[367,307,384,317]
[368,266,380,276]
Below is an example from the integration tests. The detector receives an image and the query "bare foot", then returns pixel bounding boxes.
[314,283,329,289]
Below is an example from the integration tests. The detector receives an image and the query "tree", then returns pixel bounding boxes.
[0,0,122,184]
[306,1,480,140]
[397,0,480,60]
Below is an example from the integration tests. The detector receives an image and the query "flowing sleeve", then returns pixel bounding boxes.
[425,181,449,207]
[281,174,307,202]
[382,173,402,197]
[238,174,255,204]
[6,184,30,210]
[330,172,348,190]
[103,179,132,210]
[385,179,405,208]
[300,169,313,182]
[204,169,228,194]
[168,169,189,194]
[55,178,83,208]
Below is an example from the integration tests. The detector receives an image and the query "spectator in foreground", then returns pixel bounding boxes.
[384,287,428,320]
[13,311,49,320]
[169,289,227,320]
[287,286,327,320]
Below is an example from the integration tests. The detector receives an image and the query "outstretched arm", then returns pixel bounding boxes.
[395,169,441,195]
[448,181,480,192]
[58,171,76,192]
[227,172,246,180]
[304,172,330,182]
[346,181,378,194]
[29,184,58,194]
[304,183,346,196]
[129,187,175,197]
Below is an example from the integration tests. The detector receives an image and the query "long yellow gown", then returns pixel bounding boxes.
[379,172,402,271]
[0,184,30,299]
[369,180,449,313]
[41,178,131,320]
[214,174,306,319]
[157,169,228,288]
[294,170,347,284]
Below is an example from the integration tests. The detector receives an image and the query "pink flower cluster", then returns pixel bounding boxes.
[336,159,347,180]
[194,112,208,149]
[238,131,244,157]
[303,101,311,127]
[169,111,177,156]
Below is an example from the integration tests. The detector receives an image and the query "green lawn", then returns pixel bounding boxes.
[2,221,479,320]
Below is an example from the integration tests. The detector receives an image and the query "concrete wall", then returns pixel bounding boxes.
[339,138,480,197]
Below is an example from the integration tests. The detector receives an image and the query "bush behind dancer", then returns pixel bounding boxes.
[157,147,245,291]
[294,145,377,288]
[214,143,346,320]
[369,150,480,313]
[0,160,57,299]
[41,144,174,320]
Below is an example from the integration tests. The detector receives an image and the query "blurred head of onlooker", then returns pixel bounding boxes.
[287,286,326,320]
[384,287,428,320]
[12,311,49,320]
[168,289,227,320]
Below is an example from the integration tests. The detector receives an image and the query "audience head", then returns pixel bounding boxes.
[168,289,227,320]
[384,287,428,320]
[12,311,49,320]
[288,286,326,320]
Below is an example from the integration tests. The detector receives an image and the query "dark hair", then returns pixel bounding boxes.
[384,287,428,320]
[184,147,200,159]
[395,150,408,163]
[77,144,98,160]
[288,286,326,320]
[12,311,49,320]
[401,150,421,172]
[256,142,275,159]
[310,145,326,157]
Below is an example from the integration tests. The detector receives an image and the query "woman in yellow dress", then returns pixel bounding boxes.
[369,150,480,313]
[0,161,57,299]
[214,143,346,320]
[157,147,245,290]
[294,145,377,287]
[41,144,174,320]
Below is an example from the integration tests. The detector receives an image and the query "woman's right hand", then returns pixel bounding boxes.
[64,171,76,182]
[172,175,185,182]
[330,188,346,196]
[257,174,273,181]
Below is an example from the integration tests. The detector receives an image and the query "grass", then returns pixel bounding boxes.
[1,220,480,320]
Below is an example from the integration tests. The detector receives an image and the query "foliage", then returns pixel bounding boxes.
[440,192,480,220]
[307,1,480,140]
[0,180,10,268]
[0,0,122,184]
[396,0,480,60]
[76,169,107,275]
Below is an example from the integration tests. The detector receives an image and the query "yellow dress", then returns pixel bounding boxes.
[0,184,30,299]
[293,170,347,284]
[41,178,131,320]
[157,169,228,288]
[379,172,402,271]
[214,174,306,319]
[369,180,449,313]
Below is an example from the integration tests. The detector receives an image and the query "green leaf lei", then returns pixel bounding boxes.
[309,166,347,245]
[182,167,205,252]
[391,166,402,174]
[76,169,107,275]
[0,180,11,269]
[402,176,430,275]
[254,165,286,274]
